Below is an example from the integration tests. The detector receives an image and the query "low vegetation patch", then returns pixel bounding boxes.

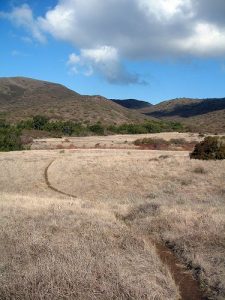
[17,115,184,137]
[169,138,186,145]
[134,138,168,146]
[0,120,24,152]
[134,137,196,151]
[193,166,207,174]
[0,115,185,151]
[190,136,225,160]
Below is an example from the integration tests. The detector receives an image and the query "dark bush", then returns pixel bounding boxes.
[88,123,105,135]
[190,136,225,160]
[0,127,24,152]
[112,124,146,134]
[134,138,168,146]
[0,119,10,129]
[106,121,184,135]
[33,115,48,130]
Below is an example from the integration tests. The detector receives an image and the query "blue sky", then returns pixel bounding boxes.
[0,0,225,104]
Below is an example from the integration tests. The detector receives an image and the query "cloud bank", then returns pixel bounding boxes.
[2,0,225,84]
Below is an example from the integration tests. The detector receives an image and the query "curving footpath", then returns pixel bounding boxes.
[44,158,208,300]
[44,159,77,199]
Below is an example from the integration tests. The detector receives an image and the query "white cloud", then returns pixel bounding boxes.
[82,46,118,65]
[2,0,225,83]
[138,0,193,21]
[38,3,75,42]
[36,0,225,59]
[175,22,225,56]
[68,53,80,65]
[1,4,46,43]
[67,46,143,85]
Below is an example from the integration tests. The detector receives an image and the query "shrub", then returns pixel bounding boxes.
[17,119,34,130]
[169,121,184,131]
[106,125,118,133]
[134,138,168,146]
[143,122,162,133]
[114,124,147,134]
[190,137,225,160]
[12,117,185,138]
[59,121,74,136]
[169,138,186,145]
[88,123,105,135]
[0,119,10,129]
[107,121,184,135]
[33,115,48,130]
[0,127,24,152]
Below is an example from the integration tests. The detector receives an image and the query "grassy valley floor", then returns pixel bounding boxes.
[0,144,225,299]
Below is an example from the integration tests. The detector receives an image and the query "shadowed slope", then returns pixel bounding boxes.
[139,98,225,133]
[111,99,152,109]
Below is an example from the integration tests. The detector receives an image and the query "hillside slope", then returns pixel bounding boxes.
[111,99,152,109]
[0,77,149,124]
[139,98,225,133]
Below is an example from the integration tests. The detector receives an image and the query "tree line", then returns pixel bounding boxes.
[0,115,184,151]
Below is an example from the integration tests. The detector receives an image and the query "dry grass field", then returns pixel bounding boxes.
[31,132,202,150]
[0,134,225,299]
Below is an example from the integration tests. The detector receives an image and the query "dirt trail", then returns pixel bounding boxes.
[116,214,208,300]
[44,160,77,199]
[151,239,208,300]
[44,159,207,300]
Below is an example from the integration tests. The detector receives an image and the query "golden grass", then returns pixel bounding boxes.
[31,132,202,150]
[0,193,178,299]
[0,145,225,299]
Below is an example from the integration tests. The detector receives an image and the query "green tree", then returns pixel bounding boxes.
[33,115,48,130]
[0,127,23,152]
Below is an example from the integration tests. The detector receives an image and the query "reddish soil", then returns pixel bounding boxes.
[153,239,208,300]
[139,142,196,151]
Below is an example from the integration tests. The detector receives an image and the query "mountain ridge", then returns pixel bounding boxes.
[0,77,149,124]
[1,76,225,133]
[138,97,225,133]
